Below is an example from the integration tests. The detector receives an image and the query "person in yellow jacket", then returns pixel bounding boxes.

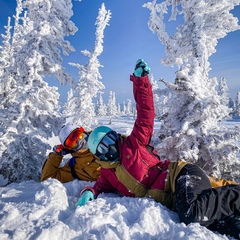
[41,122,100,183]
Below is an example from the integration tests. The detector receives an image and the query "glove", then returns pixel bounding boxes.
[53,144,74,156]
[76,190,95,207]
[134,59,150,77]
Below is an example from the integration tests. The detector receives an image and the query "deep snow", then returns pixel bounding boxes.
[0,116,239,240]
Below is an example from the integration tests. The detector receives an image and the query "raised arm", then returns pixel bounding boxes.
[130,59,154,146]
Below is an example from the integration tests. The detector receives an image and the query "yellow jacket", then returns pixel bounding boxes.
[41,149,101,183]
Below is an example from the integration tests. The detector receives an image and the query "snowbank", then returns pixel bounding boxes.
[0,179,231,240]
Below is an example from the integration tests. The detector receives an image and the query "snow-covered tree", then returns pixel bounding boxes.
[11,0,26,52]
[95,91,107,116]
[68,3,111,130]
[217,77,231,112]
[0,17,14,95]
[0,17,12,75]
[0,6,23,159]
[0,0,78,184]
[22,0,77,85]
[107,91,118,116]
[150,74,165,119]
[124,99,133,116]
[0,17,14,143]
[150,75,170,120]
[144,0,240,180]
[63,88,75,118]
[117,103,122,115]
[234,91,240,116]
[228,97,235,115]
[122,101,126,115]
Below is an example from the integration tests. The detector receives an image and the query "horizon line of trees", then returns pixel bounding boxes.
[90,76,240,119]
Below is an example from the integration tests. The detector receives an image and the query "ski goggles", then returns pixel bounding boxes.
[64,127,85,149]
[96,131,118,155]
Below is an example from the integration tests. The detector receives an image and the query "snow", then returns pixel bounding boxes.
[0,116,239,240]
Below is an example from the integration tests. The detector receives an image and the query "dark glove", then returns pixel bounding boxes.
[53,144,74,156]
[134,59,150,77]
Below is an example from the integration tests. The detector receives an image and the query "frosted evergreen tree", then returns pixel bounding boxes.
[0,3,25,157]
[0,17,13,157]
[122,101,127,115]
[125,99,133,116]
[117,103,122,115]
[150,74,164,119]
[95,91,107,116]
[217,77,231,114]
[229,97,235,115]
[63,88,75,118]
[0,17,13,118]
[107,91,118,116]
[11,0,26,52]
[0,0,77,184]
[0,17,12,76]
[144,0,240,179]
[234,91,240,116]
[150,75,170,120]
[21,0,77,85]
[68,3,111,130]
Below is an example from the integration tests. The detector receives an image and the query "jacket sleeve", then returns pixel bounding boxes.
[40,152,74,183]
[130,74,155,146]
[91,169,118,197]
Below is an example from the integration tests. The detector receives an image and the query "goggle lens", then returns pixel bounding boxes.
[96,132,118,155]
[64,127,85,149]
[97,142,108,154]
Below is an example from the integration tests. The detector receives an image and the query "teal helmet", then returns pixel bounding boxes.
[87,126,113,154]
[87,126,119,161]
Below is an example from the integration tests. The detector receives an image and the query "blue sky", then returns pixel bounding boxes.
[0,0,240,104]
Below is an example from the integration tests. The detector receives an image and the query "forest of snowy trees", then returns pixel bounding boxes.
[0,0,240,185]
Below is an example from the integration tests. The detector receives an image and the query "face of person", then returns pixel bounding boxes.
[95,131,119,161]
[64,128,87,150]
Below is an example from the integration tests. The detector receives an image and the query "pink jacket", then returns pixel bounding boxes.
[91,74,171,197]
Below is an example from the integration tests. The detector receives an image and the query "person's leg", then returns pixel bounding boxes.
[208,215,240,239]
[175,164,240,227]
[175,164,214,225]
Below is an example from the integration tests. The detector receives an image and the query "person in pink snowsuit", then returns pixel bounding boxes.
[77,59,240,239]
